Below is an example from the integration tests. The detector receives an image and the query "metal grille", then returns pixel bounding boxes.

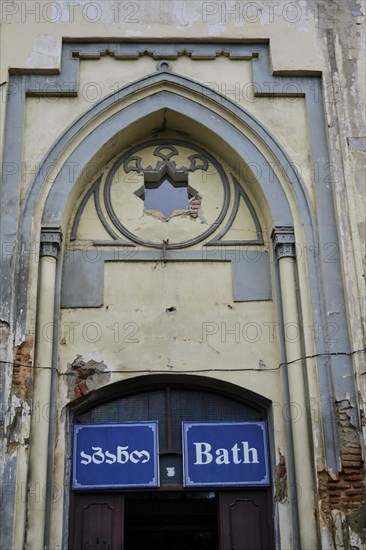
[78,386,262,455]
[170,390,261,450]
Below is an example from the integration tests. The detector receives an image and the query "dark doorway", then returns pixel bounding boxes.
[70,488,274,550]
[124,491,218,550]
[69,379,274,549]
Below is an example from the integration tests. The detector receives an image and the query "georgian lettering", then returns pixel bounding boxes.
[79,445,151,466]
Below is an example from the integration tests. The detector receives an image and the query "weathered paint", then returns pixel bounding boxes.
[0,2,365,549]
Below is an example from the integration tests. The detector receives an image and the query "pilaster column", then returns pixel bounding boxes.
[272,226,317,549]
[26,228,61,550]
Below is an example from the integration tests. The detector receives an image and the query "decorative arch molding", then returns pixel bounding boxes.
[17,72,303,306]
[4,41,355,479]
[0,40,359,550]
[69,138,264,249]
[38,81,295,228]
[18,70,305,262]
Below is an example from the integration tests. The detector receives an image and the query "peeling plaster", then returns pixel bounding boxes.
[12,336,33,403]
[275,449,288,503]
[337,400,360,446]
[4,395,30,454]
[66,356,110,400]
[26,35,61,69]
[0,9,365,547]
[348,504,366,547]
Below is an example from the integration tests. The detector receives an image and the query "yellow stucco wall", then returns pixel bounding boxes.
[1,2,365,549]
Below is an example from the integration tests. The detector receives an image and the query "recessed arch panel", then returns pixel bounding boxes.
[18,67,354,480]
[41,90,294,229]
[20,72,309,234]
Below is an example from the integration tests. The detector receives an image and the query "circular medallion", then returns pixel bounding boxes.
[104,140,230,249]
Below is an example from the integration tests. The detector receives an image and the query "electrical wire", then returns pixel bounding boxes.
[2,348,365,374]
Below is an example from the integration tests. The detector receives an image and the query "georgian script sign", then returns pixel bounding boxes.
[72,423,159,489]
[182,421,270,487]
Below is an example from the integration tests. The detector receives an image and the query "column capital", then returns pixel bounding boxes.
[271,226,296,259]
[40,227,62,259]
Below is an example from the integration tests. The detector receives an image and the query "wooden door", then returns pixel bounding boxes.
[219,490,274,550]
[70,490,273,549]
[69,493,124,550]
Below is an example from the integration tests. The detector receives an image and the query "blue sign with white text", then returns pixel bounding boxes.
[72,423,159,489]
[182,421,270,487]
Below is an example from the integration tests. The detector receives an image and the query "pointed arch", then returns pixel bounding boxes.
[21,71,317,232]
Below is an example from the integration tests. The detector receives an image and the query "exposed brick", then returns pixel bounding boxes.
[12,335,33,401]
[318,454,366,514]
[78,380,87,394]
[341,447,362,455]
[328,491,342,497]
[348,500,363,506]
[346,489,363,497]
[344,469,364,476]
[342,454,362,462]
[344,475,364,481]
[346,501,363,508]
[342,460,362,468]
[331,482,352,490]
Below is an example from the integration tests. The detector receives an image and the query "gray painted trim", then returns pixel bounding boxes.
[0,75,26,550]
[40,228,62,259]
[70,177,134,245]
[0,456,17,550]
[103,139,231,249]
[0,45,356,548]
[252,54,356,471]
[61,248,105,308]
[70,179,100,242]
[22,76,343,477]
[43,236,63,550]
[69,42,258,61]
[252,55,357,465]
[60,249,272,307]
[0,75,26,322]
[70,143,264,249]
[207,175,264,246]
[94,178,129,243]
[40,82,292,227]
[272,226,296,259]
[272,243,301,550]
[305,81,354,462]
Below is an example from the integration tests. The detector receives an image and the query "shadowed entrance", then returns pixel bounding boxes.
[69,378,274,549]
[124,491,218,550]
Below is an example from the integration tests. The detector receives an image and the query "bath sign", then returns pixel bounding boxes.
[72,422,159,489]
[182,421,270,487]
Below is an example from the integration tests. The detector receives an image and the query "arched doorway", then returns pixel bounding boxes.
[22,68,323,549]
[68,376,275,550]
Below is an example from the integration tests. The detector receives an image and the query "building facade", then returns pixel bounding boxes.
[0,1,365,549]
